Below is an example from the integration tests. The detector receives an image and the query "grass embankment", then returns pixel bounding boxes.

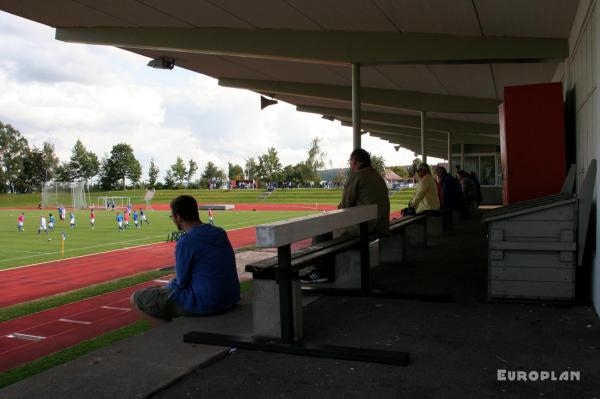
[0,280,252,389]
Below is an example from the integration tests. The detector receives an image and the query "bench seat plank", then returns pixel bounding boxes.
[245,236,357,273]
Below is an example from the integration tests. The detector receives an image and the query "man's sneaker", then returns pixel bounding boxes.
[300,271,328,283]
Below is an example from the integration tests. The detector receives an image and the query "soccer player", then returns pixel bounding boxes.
[90,209,95,229]
[140,209,149,225]
[124,210,130,229]
[61,207,67,221]
[69,212,76,228]
[57,206,63,221]
[48,213,55,232]
[38,215,48,234]
[116,212,124,231]
[133,210,139,229]
[17,212,25,232]
[208,208,214,225]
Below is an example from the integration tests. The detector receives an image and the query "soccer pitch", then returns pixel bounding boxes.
[0,209,317,270]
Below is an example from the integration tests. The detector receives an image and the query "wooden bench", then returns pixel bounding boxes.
[248,205,377,342]
[246,235,360,280]
[184,204,410,367]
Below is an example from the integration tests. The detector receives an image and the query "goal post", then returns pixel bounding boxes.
[41,181,88,209]
[96,196,131,210]
[144,189,156,210]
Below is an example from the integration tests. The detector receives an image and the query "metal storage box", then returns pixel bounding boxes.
[482,193,577,301]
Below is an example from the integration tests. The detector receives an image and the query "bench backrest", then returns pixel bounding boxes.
[255,204,377,248]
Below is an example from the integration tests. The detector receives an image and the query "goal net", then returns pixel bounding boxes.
[41,181,88,209]
[144,189,156,210]
[97,196,131,210]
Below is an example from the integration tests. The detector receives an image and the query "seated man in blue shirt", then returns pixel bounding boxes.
[130,195,240,322]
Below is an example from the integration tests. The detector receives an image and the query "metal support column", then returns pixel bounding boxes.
[352,63,361,150]
[460,144,465,174]
[421,111,427,163]
[447,132,453,173]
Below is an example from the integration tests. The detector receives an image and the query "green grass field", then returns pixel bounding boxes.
[0,209,316,270]
[0,188,414,270]
[0,188,414,211]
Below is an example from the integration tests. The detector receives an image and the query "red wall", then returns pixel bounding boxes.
[500,82,566,205]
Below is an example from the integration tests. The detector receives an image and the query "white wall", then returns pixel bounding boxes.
[565,0,600,316]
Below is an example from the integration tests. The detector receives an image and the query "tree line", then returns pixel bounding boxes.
[1,121,412,193]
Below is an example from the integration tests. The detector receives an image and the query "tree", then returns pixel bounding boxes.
[370,155,386,176]
[390,165,409,178]
[256,147,282,183]
[19,147,47,192]
[41,142,60,183]
[303,137,326,183]
[147,159,159,187]
[99,143,142,190]
[163,170,176,189]
[169,156,187,188]
[201,161,225,188]
[228,162,244,180]
[332,168,347,187]
[186,159,198,186]
[68,139,99,183]
[409,157,422,177]
[0,122,29,193]
[244,157,257,180]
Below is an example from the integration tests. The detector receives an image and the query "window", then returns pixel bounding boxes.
[480,156,495,186]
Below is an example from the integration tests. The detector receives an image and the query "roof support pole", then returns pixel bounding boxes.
[460,144,465,175]
[421,111,427,163]
[352,63,361,149]
[448,132,453,174]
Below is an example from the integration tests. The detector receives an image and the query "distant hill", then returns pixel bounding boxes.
[317,168,348,181]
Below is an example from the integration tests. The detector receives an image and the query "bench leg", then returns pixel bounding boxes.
[379,234,404,263]
[405,223,427,248]
[333,240,379,289]
[253,278,303,341]
[426,216,444,237]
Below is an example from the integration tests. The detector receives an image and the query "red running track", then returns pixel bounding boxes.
[0,280,164,372]
[0,226,257,308]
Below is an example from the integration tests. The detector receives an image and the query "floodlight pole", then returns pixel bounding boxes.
[352,63,361,150]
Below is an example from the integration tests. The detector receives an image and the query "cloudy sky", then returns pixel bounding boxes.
[0,11,440,182]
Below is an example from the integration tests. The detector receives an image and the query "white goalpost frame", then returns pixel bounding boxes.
[144,189,156,210]
[96,196,131,209]
[42,181,88,209]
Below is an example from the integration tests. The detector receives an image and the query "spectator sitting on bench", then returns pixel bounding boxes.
[457,170,478,215]
[434,166,464,212]
[302,148,390,283]
[402,163,440,216]
[131,195,240,322]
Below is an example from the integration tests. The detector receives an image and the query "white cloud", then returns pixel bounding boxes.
[0,11,442,183]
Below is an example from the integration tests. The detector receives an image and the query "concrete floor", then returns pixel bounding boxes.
[151,215,600,399]
[2,213,598,398]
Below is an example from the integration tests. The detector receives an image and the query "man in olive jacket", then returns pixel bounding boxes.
[302,148,390,283]
[339,148,390,235]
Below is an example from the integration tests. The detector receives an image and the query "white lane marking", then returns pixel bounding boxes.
[58,318,92,325]
[6,333,46,341]
[153,279,170,283]
[101,306,131,311]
